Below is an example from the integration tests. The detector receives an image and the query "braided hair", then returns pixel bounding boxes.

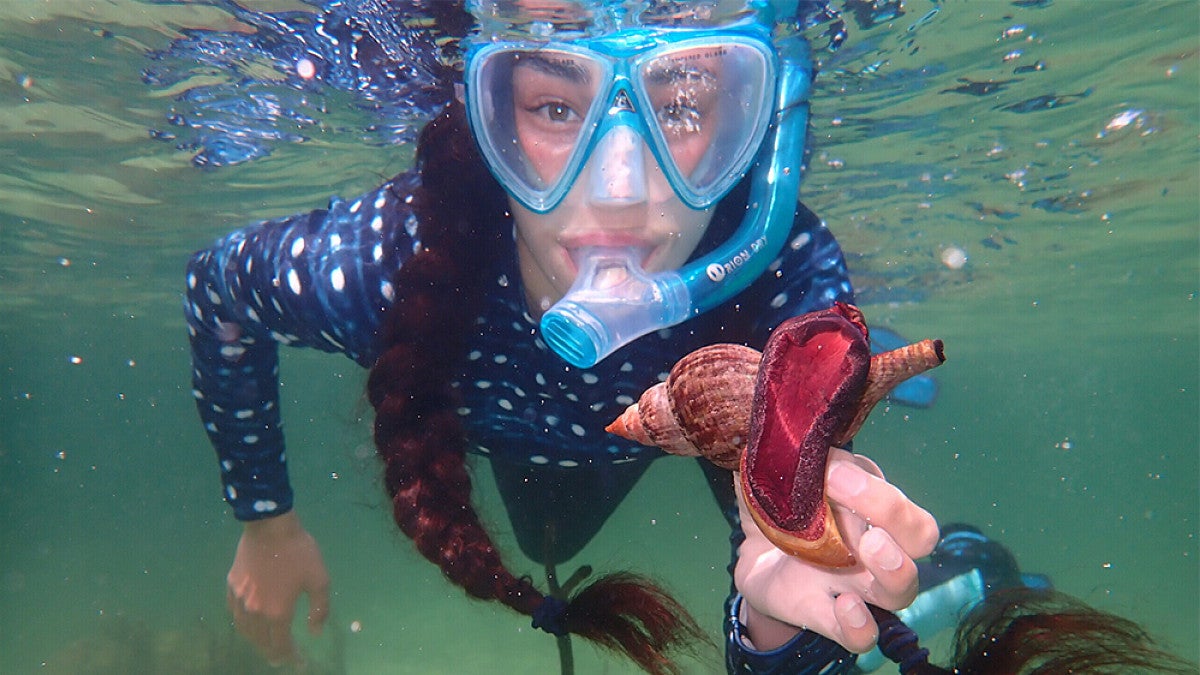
[948,587,1194,674]
[365,97,707,673]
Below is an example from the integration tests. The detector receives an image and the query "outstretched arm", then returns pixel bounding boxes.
[183,174,421,661]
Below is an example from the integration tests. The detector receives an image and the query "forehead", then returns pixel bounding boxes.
[508,44,724,87]
[512,52,598,85]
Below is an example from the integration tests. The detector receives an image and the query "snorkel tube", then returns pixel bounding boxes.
[540,36,813,368]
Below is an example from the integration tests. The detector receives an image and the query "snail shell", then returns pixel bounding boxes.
[607,344,759,471]
[607,304,945,569]
[835,338,945,446]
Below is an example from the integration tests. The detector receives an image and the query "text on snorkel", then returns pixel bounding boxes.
[704,235,768,283]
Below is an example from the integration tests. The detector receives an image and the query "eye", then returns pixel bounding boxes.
[531,101,580,123]
[648,69,717,136]
[657,95,703,134]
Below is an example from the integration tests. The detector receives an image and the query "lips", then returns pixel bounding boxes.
[561,234,656,272]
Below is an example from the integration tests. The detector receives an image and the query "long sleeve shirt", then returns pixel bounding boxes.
[185,170,854,521]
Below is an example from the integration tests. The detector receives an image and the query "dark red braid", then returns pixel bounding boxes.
[366,99,706,674]
[948,587,1193,674]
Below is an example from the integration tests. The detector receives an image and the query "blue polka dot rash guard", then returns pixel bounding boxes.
[184,171,854,520]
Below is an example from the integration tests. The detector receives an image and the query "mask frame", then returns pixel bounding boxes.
[465,27,779,213]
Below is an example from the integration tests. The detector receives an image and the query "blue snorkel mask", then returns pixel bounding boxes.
[465,1,813,368]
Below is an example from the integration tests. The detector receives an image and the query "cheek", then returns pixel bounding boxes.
[518,134,573,184]
[652,207,714,268]
[669,132,713,178]
[677,210,713,250]
[512,203,573,267]
[513,208,555,247]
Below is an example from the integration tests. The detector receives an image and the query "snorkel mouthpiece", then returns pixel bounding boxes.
[541,35,813,369]
[541,248,691,369]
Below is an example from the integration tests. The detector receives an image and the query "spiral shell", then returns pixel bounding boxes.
[835,338,945,446]
[606,344,760,470]
[607,304,946,569]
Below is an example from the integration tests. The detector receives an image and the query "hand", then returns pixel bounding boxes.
[226,510,331,665]
[734,448,939,653]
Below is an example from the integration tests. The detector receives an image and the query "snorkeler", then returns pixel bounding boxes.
[179,2,1186,674]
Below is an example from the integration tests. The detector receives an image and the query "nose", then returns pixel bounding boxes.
[587,125,647,206]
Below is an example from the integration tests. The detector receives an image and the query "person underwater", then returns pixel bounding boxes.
[174,1,1191,673]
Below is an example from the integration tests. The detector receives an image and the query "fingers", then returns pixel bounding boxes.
[837,447,884,479]
[856,527,920,611]
[760,583,880,654]
[832,593,878,653]
[227,581,299,665]
[826,456,940,560]
[824,453,934,612]
[735,452,938,653]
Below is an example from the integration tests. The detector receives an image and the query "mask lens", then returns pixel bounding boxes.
[470,48,608,211]
[638,41,773,206]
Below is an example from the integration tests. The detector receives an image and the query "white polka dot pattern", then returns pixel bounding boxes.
[184,171,855,519]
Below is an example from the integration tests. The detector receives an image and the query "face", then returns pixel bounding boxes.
[507,50,723,315]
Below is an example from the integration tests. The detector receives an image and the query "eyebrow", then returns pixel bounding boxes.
[516,52,593,85]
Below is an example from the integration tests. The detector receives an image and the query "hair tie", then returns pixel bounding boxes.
[531,596,569,637]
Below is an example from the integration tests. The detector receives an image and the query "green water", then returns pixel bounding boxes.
[1,1,1196,672]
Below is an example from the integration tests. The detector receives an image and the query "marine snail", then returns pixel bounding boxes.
[606,303,944,568]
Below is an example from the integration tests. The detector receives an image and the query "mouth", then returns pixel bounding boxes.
[561,236,655,278]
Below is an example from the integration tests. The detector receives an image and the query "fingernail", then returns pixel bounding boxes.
[827,463,867,500]
[845,600,870,629]
[864,531,904,571]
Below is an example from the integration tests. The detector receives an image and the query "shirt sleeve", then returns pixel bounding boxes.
[725,595,858,675]
[183,174,420,520]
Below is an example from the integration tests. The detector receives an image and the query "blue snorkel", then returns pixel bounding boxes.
[540,35,813,368]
